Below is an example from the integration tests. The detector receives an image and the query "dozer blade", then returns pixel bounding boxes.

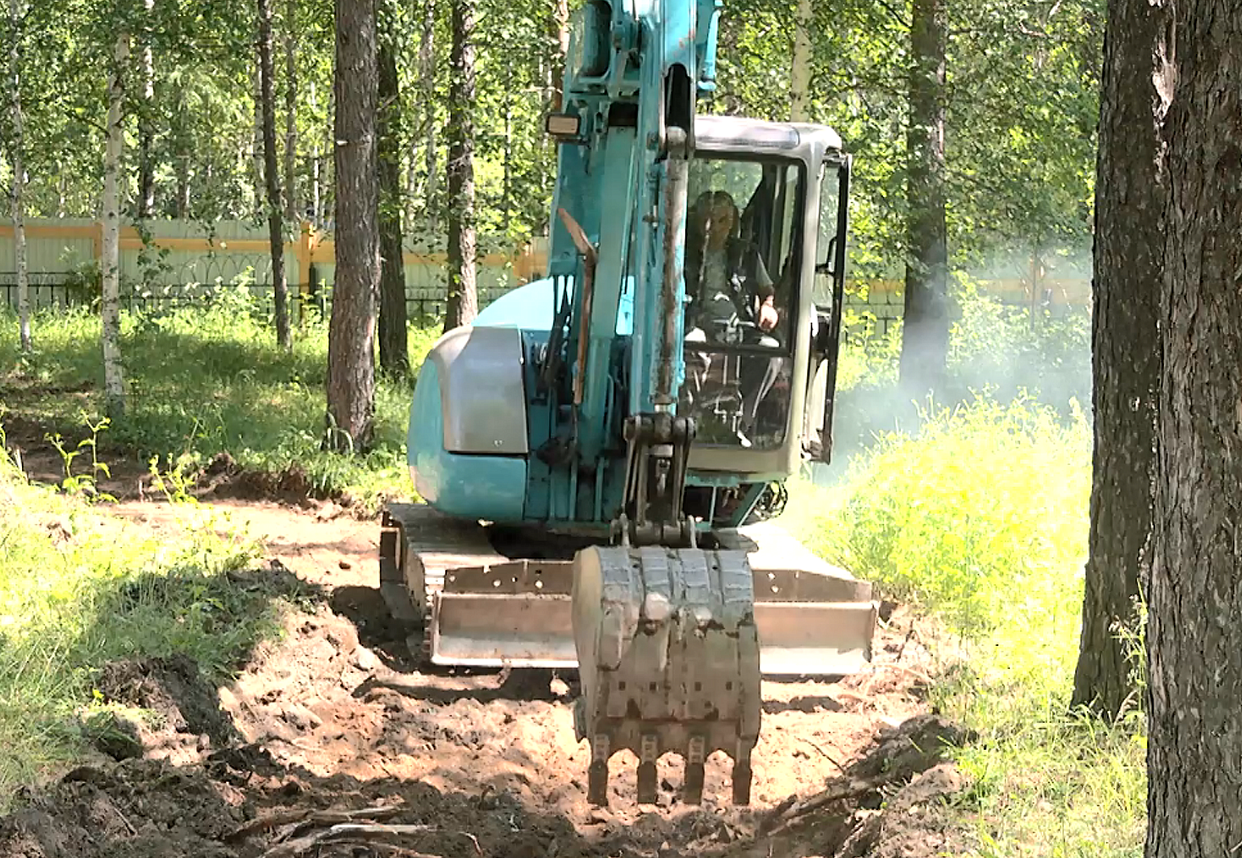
[380,504,877,676]
[430,560,578,667]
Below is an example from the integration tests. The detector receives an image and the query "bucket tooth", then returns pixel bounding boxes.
[587,733,611,806]
[683,735,706,805]
[637,732,659,805]
[732,739,753,805]
[572,545,761,806]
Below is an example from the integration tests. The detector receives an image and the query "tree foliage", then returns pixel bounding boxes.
[3,0,1100,279]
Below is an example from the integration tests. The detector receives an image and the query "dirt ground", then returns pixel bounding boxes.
[1,457,967,857]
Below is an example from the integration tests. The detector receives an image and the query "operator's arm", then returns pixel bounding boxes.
[749,253,779,333]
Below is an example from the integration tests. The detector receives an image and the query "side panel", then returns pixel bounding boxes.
[429,326,530,455]
[408,357,529,523]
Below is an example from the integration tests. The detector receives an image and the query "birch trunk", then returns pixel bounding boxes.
[252,44,265,209]
[10,0,29,350]
[137,0,155,219]
[548,0,569,111]
[790,0,812,121]
[419,0,437,231]
[102,33,129,421]
[310,80,321,228]
[284,0,298,223]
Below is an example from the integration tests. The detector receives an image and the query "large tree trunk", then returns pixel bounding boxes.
[1147,4,1242,856]
[102,33,129,422]
[898,0,948,396]
[377,23,409,376]
[1069,0,1161,720]
[444,0,477,332]
[789,0,812,122]
[326,0,379,451]
[9,0,29,351]
[259,0,291,349]
[137,0,155,219]
[284,0,298,223]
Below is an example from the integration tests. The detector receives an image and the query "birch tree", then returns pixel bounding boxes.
[9,0,29,352]
[102,31,129,420]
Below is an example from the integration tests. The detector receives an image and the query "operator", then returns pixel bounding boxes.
[684,189,780,340]
[683,189,784,447]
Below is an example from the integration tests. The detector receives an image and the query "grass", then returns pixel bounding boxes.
[0,436,316,808]
[0,300,442,510]
[780,393,1145,857]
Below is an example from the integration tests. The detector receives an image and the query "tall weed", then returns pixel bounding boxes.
[781,393,1142,857]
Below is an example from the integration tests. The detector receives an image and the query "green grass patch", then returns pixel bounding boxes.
[0,302,443,510]
[0,438,314,808]
[780,394,1144,857]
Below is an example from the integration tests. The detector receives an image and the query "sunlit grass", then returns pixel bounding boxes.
[0,302,443,511]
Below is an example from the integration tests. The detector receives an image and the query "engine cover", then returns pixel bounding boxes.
[571,544,761,806]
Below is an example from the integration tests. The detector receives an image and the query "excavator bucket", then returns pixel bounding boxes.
[380,503,878,677]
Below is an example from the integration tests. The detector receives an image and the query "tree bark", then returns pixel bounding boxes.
[1069,0,1162,720]
[326,0,379,451]
[444,0,477,332]
[137,0,155,219]
[284,0,298,223]
[9,0,29,351]
[898,0,948,396]
[789,0,813,122]
[259,0,291,349]
[102,33,129,422]
[377,22,409,376]
[1147,3,1242,856]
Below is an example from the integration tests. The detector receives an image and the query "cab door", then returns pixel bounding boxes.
[803,155,850,463]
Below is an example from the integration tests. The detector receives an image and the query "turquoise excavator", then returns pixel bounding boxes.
[379,0,878,807]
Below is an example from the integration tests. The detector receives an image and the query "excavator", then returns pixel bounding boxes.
[379,0,877,808]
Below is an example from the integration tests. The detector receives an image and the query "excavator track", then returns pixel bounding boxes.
[380,502,509,665]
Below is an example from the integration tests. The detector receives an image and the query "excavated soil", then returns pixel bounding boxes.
[0,497,967,858]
